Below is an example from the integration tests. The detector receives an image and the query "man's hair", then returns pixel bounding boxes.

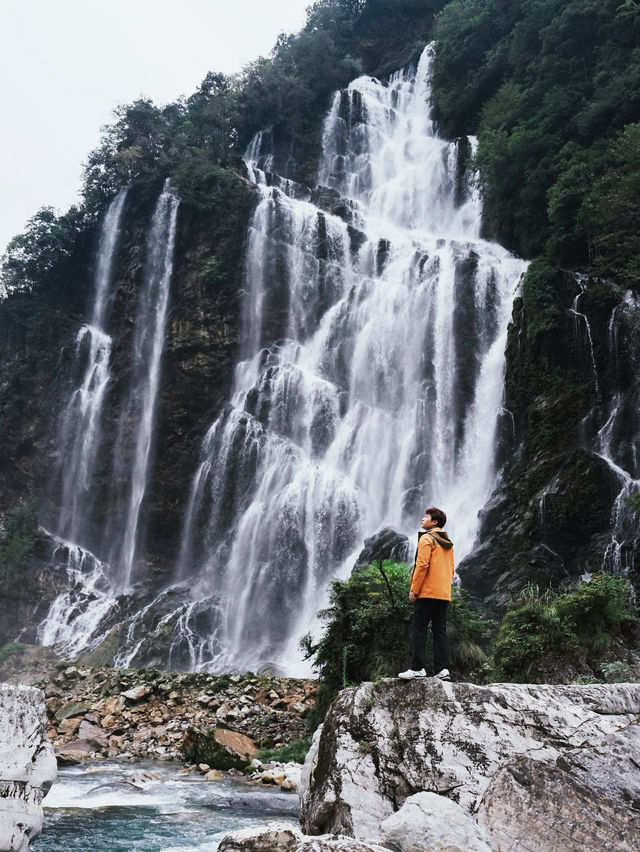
[426,506,447,527]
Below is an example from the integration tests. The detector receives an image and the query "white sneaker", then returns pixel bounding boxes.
[398,668,427,679]
[434,668,451,681]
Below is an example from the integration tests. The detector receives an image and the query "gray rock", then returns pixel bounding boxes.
[217,821,388,851]
[299,680,640,840]
[218,822,302,850]
[380,791,493,851]
[0,683,57,852]
[352,528,411,573]
[210,790,300,815]
[121,685,152,701]
[476,756,640,851]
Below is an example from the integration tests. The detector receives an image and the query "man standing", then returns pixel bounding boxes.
[398,507,454,681]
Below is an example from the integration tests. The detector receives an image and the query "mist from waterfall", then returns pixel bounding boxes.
[173,46,528,674]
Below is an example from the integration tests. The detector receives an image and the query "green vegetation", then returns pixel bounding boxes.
[491,575,638,682]
[0,642,25,667]
[301,560,492,727]
[1,1,447,298]
[302,568,639,725]
[0,503,37,587]
[256,736,312,764]
[432,0,640,279]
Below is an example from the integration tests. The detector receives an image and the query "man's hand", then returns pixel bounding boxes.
[409,591,417,602]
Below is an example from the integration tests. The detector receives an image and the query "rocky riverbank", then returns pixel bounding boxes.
[0,645,315,789]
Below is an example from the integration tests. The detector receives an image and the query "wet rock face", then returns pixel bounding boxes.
[461,272,640,607]
[299,679,640,843]
[0,683,57,852]
[352,528,412,572]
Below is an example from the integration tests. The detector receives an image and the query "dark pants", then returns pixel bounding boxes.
[411,597,451,672]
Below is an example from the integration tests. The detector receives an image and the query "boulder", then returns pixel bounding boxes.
[476,722,640,851]
[77,720,109,749]
[299,679,640,840]
[352,528,411,572]
[184,726,257,771]
[121,685,152,701]
[218,821,302,850]
[380,792,493,852]
[54,700,92,721]
[0,683,57,852]
[217,822,388,851]
[211,790,299,816]
[476,756,640,851]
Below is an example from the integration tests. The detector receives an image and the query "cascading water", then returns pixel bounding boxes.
[106,182,179,590]
[55,189,128,544]
[171,45,528,674]
[594,290,640,574]
[39,182,179,654]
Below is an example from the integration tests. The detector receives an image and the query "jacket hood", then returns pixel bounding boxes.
[418,527,453,550]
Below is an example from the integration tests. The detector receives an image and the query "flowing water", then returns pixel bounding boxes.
[33,762,296,852]
[170,45,528,673]
[39,182,180,655]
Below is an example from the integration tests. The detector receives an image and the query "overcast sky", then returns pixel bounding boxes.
[0,0,310,254]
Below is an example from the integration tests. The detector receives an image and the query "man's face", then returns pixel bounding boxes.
[421,512,438,530]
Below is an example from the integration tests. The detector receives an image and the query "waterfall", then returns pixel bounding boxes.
[107,181,179,590]
[595,291,640,574]
[173,45,528,674]
[55,189,127,543]
[38,182,179,656]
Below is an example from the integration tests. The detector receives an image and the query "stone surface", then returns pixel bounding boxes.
[352,528,411,572]
[476,755,640,851]
[380,791,493,852]
[0,683,57,851]
[217,821,388,851]
[121,685,152,701]
[218,822,303,850]
[299,679,640,840]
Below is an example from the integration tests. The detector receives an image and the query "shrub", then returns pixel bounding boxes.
[490,575,637,682]
[256,737,312,764]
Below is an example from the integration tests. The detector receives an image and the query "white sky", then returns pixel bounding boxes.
[0,0,310,254]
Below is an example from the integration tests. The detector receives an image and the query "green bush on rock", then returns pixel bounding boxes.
[491,574,638,682]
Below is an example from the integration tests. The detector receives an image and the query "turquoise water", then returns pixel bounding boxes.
[33,762,298,851]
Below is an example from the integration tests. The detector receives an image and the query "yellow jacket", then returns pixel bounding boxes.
[410,528,455,600]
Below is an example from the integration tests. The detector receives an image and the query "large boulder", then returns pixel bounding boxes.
[0,683,57,852]
[299,679,640,841]
[380,791,493,852]
[476,724,640,851]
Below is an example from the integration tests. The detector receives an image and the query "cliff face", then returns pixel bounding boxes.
[0,8,639,665]
[460,267,640,607]
[0,174,256,646]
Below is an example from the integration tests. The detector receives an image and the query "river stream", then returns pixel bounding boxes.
[33,761,297,851]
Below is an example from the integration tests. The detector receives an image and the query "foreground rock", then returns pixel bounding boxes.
[299,679,640,847]
[380,792,493,852]
[0,683,57,851]
[218,822,389,851]
[476,724,640,851]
